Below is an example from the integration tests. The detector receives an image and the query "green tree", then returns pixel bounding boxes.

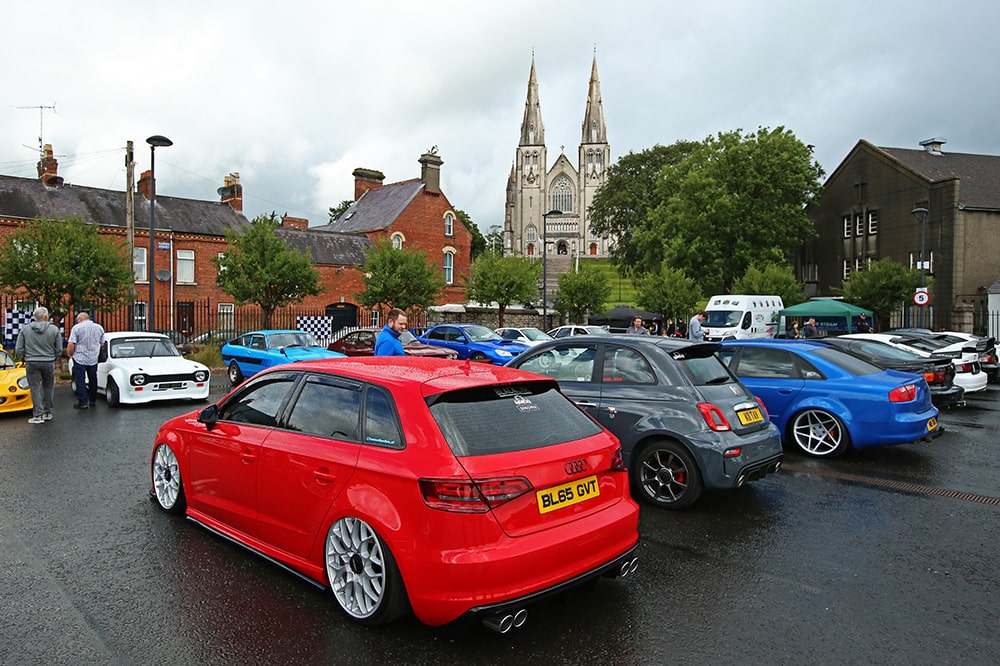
[841,259,923,329]
[589,141,700,271]
[456,209,486,260]
[648,127,823,294]
[466,252,540,327]
[357,238,444,314]
[732,263,807,306]
[484,224,505,255]
[213,213,323,328]
[553,266,611,324]
[0,217,134,324]
[328,200,354,223]
[635,265,703,322]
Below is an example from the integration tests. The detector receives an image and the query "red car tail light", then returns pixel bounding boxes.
[611,447,624,471]
[697,403,731,432]
[889,383,918,403]
[419,477,532,513]
[755,396,769,419]
[923,369,947,384]
[955,362,973,373]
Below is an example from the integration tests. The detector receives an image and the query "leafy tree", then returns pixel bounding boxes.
[635,265,703,322]
[456,209,486,260]
[644,127,823,295]
[589,141,700,271]
[213,213,324,328]
[466,252,540,327]
[357,238,444,314]
[732,263,807,306]
[553,266,611,324]
[485,224,505,255]
[0,217,133,325]
[841,259,923,329]
[328,200,354,223]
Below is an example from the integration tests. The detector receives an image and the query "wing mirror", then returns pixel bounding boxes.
[198,404,219,431]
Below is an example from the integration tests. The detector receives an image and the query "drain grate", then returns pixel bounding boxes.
[782,463,1000,506]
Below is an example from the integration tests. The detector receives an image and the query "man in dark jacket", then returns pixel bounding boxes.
[15,307,63,423]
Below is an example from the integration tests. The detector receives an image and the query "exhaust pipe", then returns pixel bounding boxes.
[482,608,527,634]
[619,557,638,577]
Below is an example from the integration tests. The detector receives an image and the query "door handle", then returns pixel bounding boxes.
[314,469,336,484]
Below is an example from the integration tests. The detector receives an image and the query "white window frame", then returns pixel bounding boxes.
[867,210,879,235]
[444,212,455,237]
[391,232,405,250]
[843,216,852,239]
[176,249,195,284]
[218,303,234,331]
[843,260,852,280]
[134,246,148,282]
[443,251,455,285]
[855,214,864,237]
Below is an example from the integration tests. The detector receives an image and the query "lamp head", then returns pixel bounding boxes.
[146,135,173,148]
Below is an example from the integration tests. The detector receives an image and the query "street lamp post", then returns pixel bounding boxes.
[911,207,929,328]
[541,209,562,331]
[146,135,173,331]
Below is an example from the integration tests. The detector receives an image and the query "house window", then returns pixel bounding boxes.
[391,233,404,250]
[551,176,573,213]
[855,258,864,273]
[134,247,147,282]
[444,213,454,237]
[843,260,852,280]
[843,216,851,239]
[855,214,864,237]
[443,251,454,285]
[526,225,537,243]
[867,211,879,235]
[218,303,234,331]
[176,250,195,283]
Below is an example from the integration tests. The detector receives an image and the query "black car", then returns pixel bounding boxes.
[507,335,783,509]
[816,337,965,408]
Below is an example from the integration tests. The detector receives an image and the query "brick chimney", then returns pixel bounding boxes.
[37,144,61,185]
[281,214,309,230]
[137,169,152,200]
[419,149,443,194]
[353,168,385,200]
[218,172,243,212]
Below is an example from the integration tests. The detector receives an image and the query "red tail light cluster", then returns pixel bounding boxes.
[955,362,974,373]
[610,447,624,471]
[889,383,918,403]
[419,477,532,513]
[923,369,948,385]
[697,403,732,432]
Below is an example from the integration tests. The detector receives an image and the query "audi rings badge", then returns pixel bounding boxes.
[564,458,589,476]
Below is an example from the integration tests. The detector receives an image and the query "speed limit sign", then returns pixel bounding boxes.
[913,290,930,306]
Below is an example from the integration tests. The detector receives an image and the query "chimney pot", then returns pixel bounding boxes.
[919,137,947,155]
[418,151,443,194]
[353,168,385,201]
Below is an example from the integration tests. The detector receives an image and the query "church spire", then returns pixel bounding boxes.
[581,53,607,144]
[519,56,545,146]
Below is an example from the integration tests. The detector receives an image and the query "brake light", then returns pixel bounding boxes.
[889,383,917,403]
[755,396,769,419]
[697,403,732,432]
[724,447,742,458]
[955,362,973,373]
[611,447,624,471]
[418,477,532,513]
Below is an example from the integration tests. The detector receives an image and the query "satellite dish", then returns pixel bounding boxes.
[155,269,171,281]
[217,186,233,197]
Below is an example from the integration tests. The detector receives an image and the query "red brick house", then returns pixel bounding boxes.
[319,150,473,304]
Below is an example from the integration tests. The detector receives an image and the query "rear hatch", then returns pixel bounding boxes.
[426,381,628,537]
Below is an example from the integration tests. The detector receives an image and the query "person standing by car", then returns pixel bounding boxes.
[67,311,106,409]
[803,317,819,338]
[15,306,63,424]
[626,317,649,335]
[856,313,871,333]
[688,311,706,341]
[375,308,408,356]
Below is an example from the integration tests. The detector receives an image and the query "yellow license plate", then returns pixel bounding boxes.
[536,474,600,514]
[737,407,764,426]
[927,417,938,431]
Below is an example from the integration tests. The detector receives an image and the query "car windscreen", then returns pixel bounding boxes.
[1,350,14,368]
[111,338,180,358]
[399,330,417,344]
[269,332,320,348]
[427,382,603,456]
[810,347,882,375]
[464,325,502,342]
[705,310,741,327]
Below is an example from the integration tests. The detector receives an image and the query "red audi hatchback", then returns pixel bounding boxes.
[150,357,639,631]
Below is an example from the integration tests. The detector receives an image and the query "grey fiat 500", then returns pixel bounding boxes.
[508,336,782,509]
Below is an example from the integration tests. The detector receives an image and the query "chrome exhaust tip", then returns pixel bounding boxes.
[619,556,639,577]
[512,608,528,628]
[482,613,515,634]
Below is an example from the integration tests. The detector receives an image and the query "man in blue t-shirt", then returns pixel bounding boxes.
[374,308,408,356]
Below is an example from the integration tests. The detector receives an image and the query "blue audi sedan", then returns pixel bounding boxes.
[417,324,529,365]
[719,339,942,457]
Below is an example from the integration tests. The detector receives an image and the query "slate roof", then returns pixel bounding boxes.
[0,173,248,236]
[275,227,371,266]
[878,145,1000,210]
[320,179,423,234]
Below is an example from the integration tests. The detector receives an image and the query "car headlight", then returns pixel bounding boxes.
[194,370,209,382]
[130,374,148,386]
[495,350,513,357]
[17,376,30,390]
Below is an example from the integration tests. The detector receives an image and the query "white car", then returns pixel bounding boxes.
[842,333,988,393]
[890,330,998,383]
[70,332,211,406]
[547,325,611,338]
[496,326,554,346]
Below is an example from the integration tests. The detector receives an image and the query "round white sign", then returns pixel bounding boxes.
[913,290,930,306]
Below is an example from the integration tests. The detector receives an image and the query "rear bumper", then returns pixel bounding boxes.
[931,385,966,408]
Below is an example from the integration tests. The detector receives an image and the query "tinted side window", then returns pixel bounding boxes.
[734,348,796,379]
[285,377,361,440]
[365,388,404,448]
[427,327,448,341]
[221,377,296,426]
[603,346,656,385]
[519,344,598,383]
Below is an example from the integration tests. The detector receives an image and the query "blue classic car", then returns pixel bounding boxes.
[719,339,942,457]
[417,324,529,364]
[221,330,345,385]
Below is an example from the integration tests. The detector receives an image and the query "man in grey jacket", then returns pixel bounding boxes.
[15,306,63,424]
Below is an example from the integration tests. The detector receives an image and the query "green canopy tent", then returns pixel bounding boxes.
[777,299,874,336]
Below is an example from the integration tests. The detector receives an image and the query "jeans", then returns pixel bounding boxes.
[73,362,98,405]
[25,360,56,417]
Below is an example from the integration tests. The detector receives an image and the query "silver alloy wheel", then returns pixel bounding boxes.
[791,409,848,456]
[325,517,386,620]
[151,443,183,512]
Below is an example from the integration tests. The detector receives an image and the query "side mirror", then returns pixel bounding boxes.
[198,404,219,431]
[455,336,467,344]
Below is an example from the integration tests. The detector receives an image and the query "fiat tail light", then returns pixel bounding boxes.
[697,403,732,432]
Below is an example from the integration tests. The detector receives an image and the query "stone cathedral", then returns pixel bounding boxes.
[504,55,610,259]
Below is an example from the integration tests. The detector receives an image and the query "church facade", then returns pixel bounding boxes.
[504,56,610,259]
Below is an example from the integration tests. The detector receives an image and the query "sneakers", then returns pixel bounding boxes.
[42,413,53,421]
[28,416,45,424]
[73,404,89,409]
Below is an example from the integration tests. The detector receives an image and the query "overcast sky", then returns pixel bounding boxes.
[4,1,998,233]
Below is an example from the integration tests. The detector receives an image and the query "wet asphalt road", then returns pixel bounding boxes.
[1,382,998,665]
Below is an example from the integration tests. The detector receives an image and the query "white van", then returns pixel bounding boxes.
[702,295,784,341]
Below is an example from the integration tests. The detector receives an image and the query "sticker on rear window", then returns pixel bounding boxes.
[513,395,538,412]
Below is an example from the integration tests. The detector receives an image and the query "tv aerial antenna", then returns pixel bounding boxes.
[16,102,57,156]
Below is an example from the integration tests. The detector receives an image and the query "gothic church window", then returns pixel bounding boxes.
[526,225,537,243]
[551,176,573,213]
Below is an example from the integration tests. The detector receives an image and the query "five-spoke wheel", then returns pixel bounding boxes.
[324,517,408,625]
[631,440,703,509]
[789,409,849,457]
